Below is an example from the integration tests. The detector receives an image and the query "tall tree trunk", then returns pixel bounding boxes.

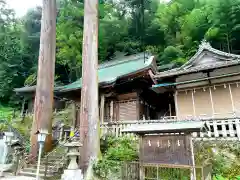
[226,33,231,53]
[30,0,56,158]
[79,0,100,176]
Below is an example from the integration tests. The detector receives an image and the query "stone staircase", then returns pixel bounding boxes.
[16,131,71,180]
[18,153,66,179]
[19,152,67,179]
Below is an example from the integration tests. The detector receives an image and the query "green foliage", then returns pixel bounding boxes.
[194,142,240,179]
[2,0,240,106]
[160,46,185,65]
[94,135,138,179]
[56,0,84,81]
[52,104,74,125]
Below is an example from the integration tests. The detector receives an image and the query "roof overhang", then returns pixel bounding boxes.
[122,121,209,135]
[14,86,37,94]
[154,61,240,79]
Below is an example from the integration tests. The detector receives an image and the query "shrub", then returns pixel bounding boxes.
[94,135,138,179]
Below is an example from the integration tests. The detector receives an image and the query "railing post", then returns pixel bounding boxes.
[13,145,22,175]
[64,130,68,142]
[235,118,240,140]
[59,123,64,142]
[44,155,48,179]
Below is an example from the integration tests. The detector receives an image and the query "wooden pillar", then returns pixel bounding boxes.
[174,91,179,119]
[139,135,144,180]
[227,84,235,137]
[72,103,77,128]
[228,84,235,115]
[100,94,105,124]
[79,0,99,174]
[30,0,56,157]
[189,134,196,180]
[20,99,26,117]
[191,90,196,117]
[110,100,114,122]
[209,87,215,117]
[209,87,218,138]
[169,103,172,117]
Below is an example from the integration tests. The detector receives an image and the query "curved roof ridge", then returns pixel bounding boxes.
[181,40,240,69]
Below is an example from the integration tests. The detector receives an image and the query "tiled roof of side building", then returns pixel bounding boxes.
[154,40,240,79]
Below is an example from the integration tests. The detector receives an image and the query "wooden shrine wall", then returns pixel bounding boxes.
[103,92,141,122]
[141,135,193,166]
[176,83,240,118]
[117,99,138,121]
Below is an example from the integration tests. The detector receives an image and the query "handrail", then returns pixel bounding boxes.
[43,149,68,178]
[43,130,80,178]
[44,128,79,159]
[18,128,79,174]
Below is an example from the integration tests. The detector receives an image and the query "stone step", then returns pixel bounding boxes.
[27,164,58,171]
[26,160,65,167]
[41,155,64,161]
[19,170,53,178]
[23,167,57,174]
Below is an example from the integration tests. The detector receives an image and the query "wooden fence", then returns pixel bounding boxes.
[100,117,240,141]
[121,162,212,180]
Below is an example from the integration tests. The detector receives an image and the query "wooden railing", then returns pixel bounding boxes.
[100,117,240,141]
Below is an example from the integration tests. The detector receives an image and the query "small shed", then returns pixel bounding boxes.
[122,121,210,180]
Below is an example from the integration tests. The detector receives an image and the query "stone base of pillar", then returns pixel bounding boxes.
[61,169,83,180]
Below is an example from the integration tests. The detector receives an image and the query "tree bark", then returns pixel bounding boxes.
[79,0,100,175]
[30,0,56,158]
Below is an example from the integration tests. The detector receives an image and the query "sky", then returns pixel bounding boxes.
[8,0,42,17]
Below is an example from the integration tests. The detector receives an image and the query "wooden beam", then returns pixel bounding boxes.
[30,0,56,157]
[79,0,99,174]
[148,69,157,84]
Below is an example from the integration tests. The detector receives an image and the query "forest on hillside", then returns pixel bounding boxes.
[1,0,240,106]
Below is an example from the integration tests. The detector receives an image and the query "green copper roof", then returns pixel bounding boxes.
[60,53,154,92]
[14,53,155,94]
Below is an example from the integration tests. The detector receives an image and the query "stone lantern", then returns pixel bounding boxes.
[0,132,15,177]
[61,136,83,180]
